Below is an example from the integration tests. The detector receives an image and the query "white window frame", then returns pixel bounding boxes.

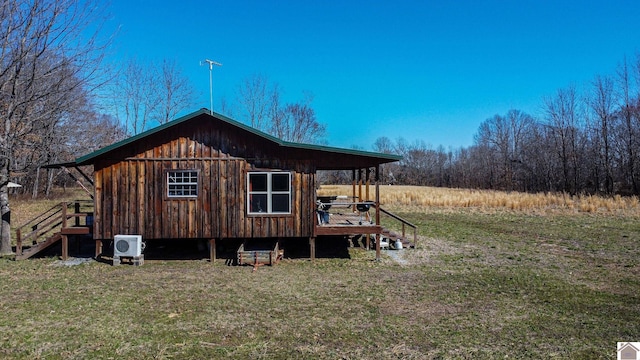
[166,170,199,198]
[247,172,292,214]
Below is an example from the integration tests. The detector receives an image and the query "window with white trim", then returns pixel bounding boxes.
[167,170,199,198]
[247,172,291,214]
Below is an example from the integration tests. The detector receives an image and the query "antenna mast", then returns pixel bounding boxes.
[202,59,222,115]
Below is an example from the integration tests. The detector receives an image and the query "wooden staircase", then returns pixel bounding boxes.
[347,207,417,251]
[377,207,417,249]
[381,228,414,249]
[15,200,93,260]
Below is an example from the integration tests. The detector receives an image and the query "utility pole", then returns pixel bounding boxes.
[201,59,222,115]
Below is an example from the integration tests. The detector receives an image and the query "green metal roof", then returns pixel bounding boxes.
[75,108,402,167]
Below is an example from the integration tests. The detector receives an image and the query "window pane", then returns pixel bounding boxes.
[271,173,290,192]
[249,173,268,191]
[250,194,268,213]
[271,194,290,213]
[167,170,198,198]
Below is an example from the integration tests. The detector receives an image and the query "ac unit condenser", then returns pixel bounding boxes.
[113,235,143,257]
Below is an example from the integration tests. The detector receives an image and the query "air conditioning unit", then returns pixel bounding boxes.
[114,235,144,257]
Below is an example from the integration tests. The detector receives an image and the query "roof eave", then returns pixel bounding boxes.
[73,109,402,168]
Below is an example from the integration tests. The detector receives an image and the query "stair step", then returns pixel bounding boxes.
[16,233,63,260]
[380,226,416,249]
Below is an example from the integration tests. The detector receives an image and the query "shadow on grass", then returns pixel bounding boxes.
[21,235,354,264]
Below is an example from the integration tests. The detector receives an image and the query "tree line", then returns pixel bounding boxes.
[367,56,640,196]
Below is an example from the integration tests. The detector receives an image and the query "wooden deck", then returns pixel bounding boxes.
[313,200,418,251]
[314,209,383,236]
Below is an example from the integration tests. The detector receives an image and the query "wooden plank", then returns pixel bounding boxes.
[137,160,146,235]
[61,227,90,235]
[219,159,228,238]
[188,161,196,237]
[117,162,126,234]
[127,160,136,233]
[161,160,169,238]
[106,165,115,239]
[144,159,154,238]
[213,158,220,238]
[172,160,181,239]
[94,167,103,239]
[152,161,161,239]
[294,171,302,237]
[201,160,211,238]
[230,160,240,237]
[315,224,383,236]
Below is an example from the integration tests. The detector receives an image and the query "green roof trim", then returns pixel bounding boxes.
[75,108,402,165]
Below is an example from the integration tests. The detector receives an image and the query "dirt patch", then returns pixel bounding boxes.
[384,249,409,265]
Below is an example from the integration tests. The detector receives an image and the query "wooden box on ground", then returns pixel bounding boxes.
[237,241,282,269]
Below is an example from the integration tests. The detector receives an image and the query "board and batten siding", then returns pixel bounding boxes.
[92,125,316,241]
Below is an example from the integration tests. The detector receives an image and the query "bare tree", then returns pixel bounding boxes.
[271,96,326,143]
[544,86,583,194]
[0,0,109,255]
[112,59,159,135]
[158,59,196,124]
[237,74,274,132]
[589,76,616,194]
[474,110,535,190]
[373,136,395,154]
[236,75,326,144]
[615,57,640,194]
[111,58,196,134]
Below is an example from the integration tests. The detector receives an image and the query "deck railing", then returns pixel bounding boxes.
[377,206,418,248]
[15,200,93,257]
[317,199,418,248]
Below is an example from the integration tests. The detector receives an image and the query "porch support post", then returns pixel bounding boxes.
[365,168,371,201]
[209,238,216,263]
[61,235,68,261]
[375,165,381,261]
[358,169,363,202]
[309,237,316,260]
[351,169,357,212]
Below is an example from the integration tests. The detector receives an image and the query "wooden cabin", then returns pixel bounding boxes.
[24,109,409,262]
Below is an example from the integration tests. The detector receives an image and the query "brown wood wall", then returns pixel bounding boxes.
[92,121,317,241]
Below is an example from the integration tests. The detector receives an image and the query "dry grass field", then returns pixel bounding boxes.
[1,186,639,359]
[319,184,640,215]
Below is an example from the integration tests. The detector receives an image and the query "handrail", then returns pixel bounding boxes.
[16,200,93,256]
[377,206,418,248]
[316,199,418,248]
[377,207,417,229]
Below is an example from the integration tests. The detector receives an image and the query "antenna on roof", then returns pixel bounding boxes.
[201,59,222,115]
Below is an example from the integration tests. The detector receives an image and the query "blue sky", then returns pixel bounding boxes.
[105,0,640,150]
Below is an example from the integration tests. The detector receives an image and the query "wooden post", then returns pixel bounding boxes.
[61,235,68,261]
[351,169,356,212]
[61,202,67,228]
[209,238,216,262]
[309,237,316,260]
[95,239,102,258]
[74,202,80,227]
[375,165,381,260]
[358,169,363,202]
[365,168,370,201]
[16,229,22,256]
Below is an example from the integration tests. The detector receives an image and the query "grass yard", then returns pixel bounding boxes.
[1,186,639,359]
